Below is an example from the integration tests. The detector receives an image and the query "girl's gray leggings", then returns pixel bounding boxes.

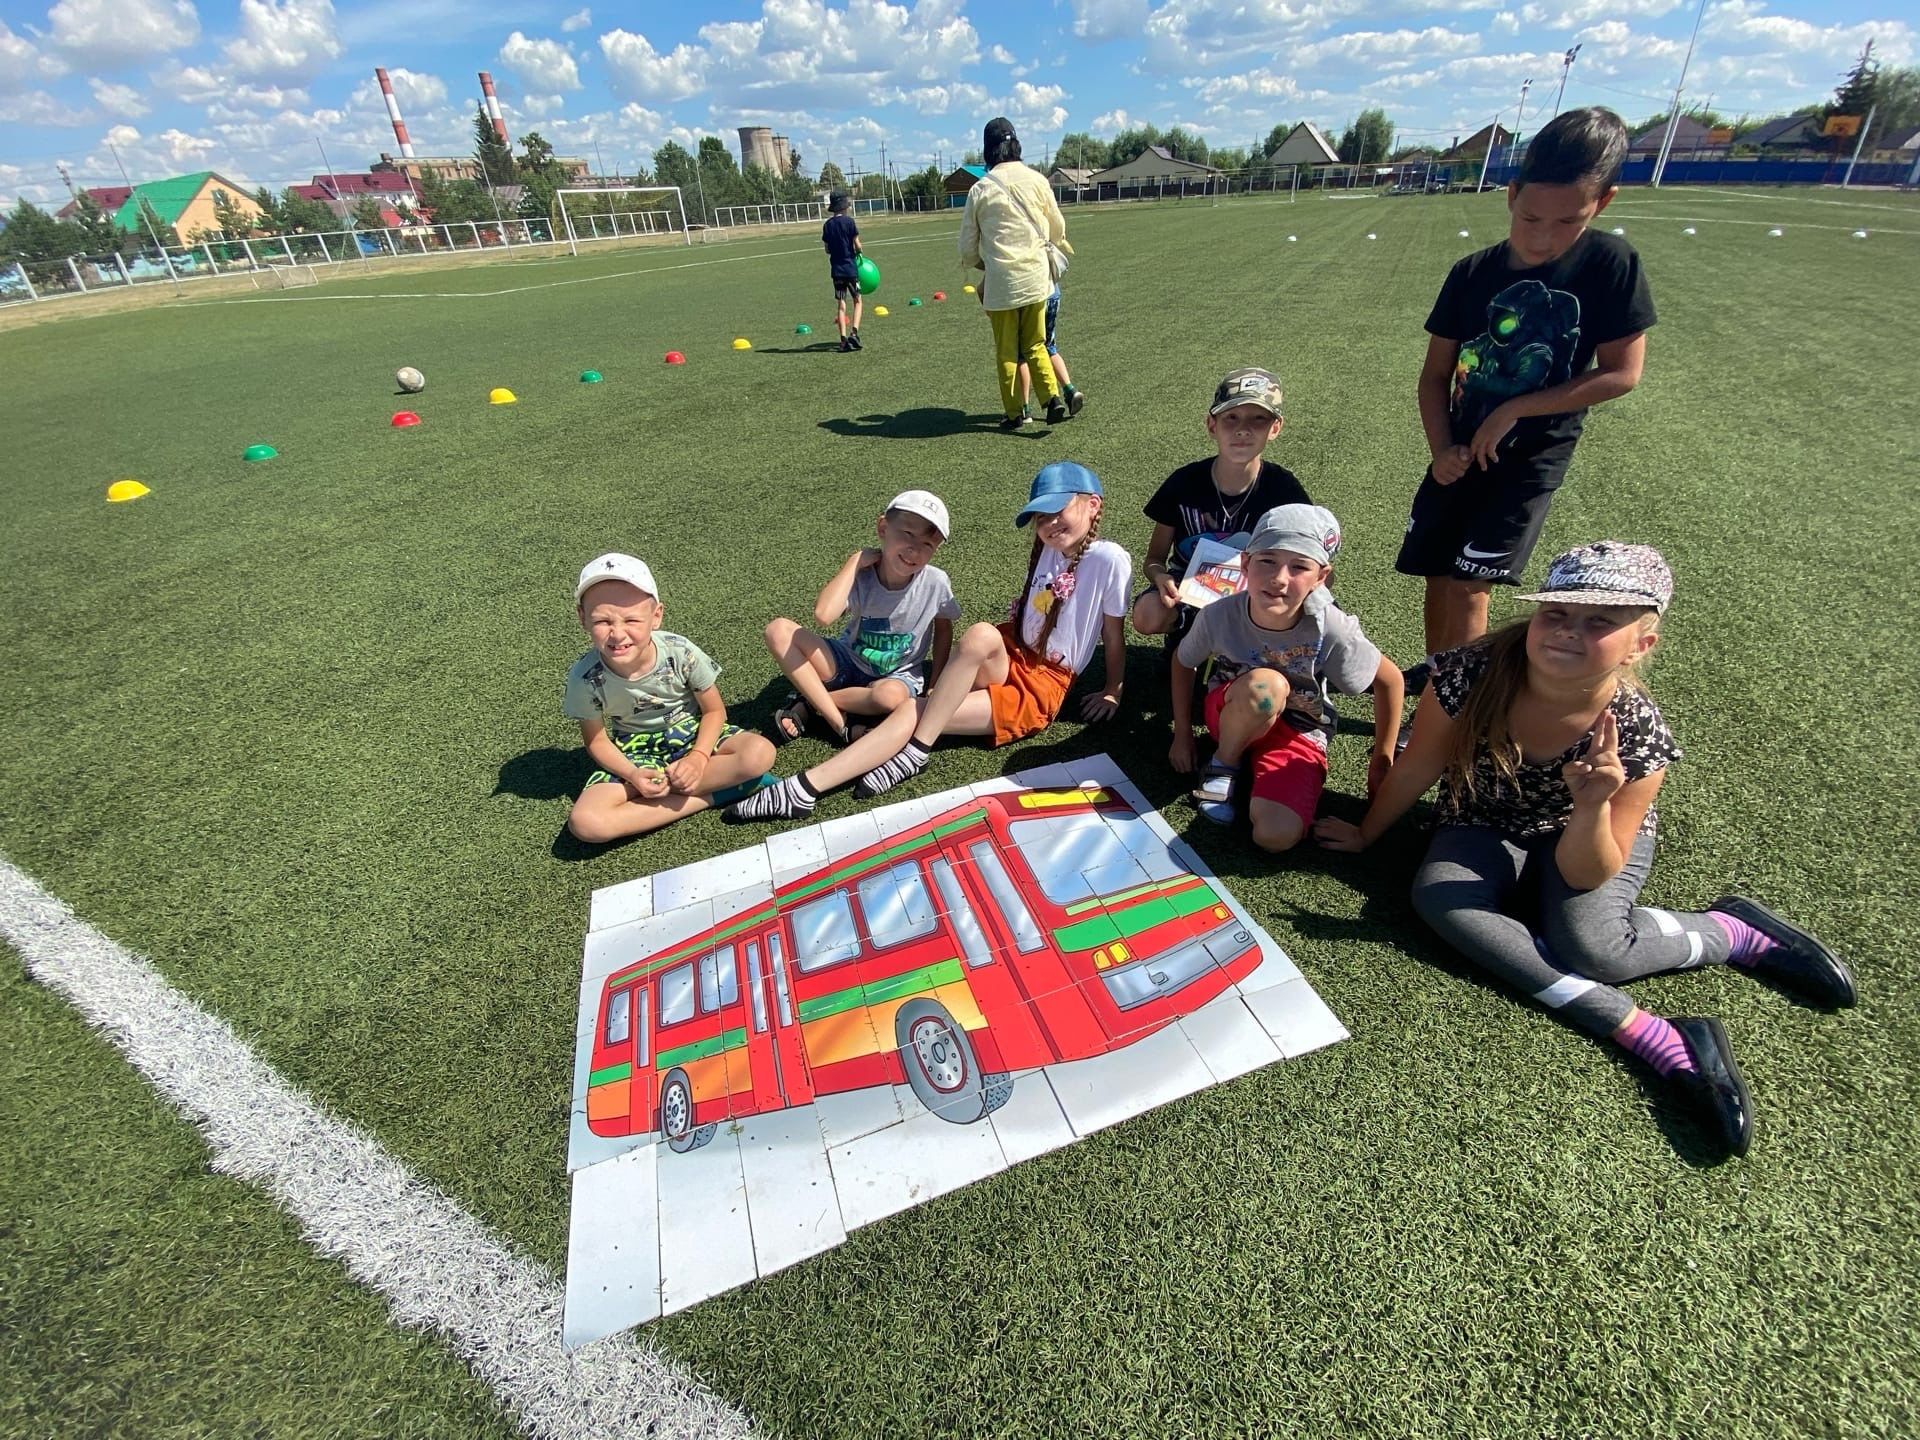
[1410,826,1731,1037]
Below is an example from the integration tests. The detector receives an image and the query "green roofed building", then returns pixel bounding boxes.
[58,171,265,238]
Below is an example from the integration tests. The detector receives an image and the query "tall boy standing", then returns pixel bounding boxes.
[822,191,864,352]
[1399,107,1656,665]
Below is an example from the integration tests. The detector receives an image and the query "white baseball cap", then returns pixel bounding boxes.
[886,489,951,539]
[574,552,658,604]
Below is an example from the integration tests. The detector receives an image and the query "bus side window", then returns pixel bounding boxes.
[929,858,993,967]
[788,890,862,973]
[969,842,1047,952]
[698,945,739,1014]
[744,941,768,1033]
[768,932,795,1025]
[659,962,696,1027]
[604,987,632,1046]
[856,860,939,950]
[633,989,650,1068]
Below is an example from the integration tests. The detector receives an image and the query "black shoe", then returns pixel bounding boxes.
[1668,1016,1755,1159]
[1066,388,1086,416]
[838,337,852,352]
[999,413,1029,431]
[1710,895,1857,1008]
[1401,658,1431,696]
[850,330,863,350]
[1044,398,1071,425]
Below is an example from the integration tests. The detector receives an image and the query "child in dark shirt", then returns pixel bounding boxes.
[1399,107,1656,664]
[1132,367,1312,641]
[821,192,864,352]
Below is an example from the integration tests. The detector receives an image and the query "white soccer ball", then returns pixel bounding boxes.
[1683,227,1696,235]
[1853,229,1868,239]
[1767,228,1783,237]
[1458,229,1470,238]
[1366,232,1377,240]
[1611,226,1625,236]
[395,366,426,393]
[1287,234,1297,242]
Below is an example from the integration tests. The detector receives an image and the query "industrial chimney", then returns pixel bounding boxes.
[376,68,415,158]
[478,71,509,146]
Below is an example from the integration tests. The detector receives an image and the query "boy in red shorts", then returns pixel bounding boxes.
[1171,504,1403,853]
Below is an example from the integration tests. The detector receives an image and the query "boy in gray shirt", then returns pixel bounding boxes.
[1172,504,1404,852]
[764,490,961,744]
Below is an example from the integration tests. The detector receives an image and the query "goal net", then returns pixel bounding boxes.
[555,187,691,251]
[251,263,319,289]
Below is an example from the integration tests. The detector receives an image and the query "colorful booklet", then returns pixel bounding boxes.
[1174,536,1248,609]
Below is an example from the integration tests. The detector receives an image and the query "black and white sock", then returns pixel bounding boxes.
[725,773,818,822]
[854,741,930,800]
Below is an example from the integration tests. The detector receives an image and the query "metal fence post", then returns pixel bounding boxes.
[115,253,131,284]
[12,262,39,300]
[281,237,295,265]
[202,242,218,274]
[66,257,87,292]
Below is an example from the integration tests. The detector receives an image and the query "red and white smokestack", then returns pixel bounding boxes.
[479,71,509,146]
[376,67,415,158]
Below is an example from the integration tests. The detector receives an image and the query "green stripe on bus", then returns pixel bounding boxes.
[1062,874,1202,917]
[607,807,990,991]
[589,1062,632,1087]
[796,955,966,1024]
[1052,882,1223,951]
[657,1026,748,1069]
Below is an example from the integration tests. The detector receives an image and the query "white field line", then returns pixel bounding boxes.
[1634,188,1920,215]
[0,855,757,1440]
[189,233,952,305]
[1601,210,1920,236]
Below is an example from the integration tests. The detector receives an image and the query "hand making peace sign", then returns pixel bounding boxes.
[1562,708,1627,809]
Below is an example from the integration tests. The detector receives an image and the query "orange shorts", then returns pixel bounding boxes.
[988,624,1074,746]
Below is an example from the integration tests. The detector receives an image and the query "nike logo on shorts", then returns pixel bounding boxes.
[1459,544,1512,561]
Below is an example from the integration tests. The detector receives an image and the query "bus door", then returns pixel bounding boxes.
[746,926,815,1111]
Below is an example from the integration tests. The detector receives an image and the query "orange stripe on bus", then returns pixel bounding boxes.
[586,1082,630,1124]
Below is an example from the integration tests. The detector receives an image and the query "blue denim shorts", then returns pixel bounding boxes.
[1043,287,1060,356]
[823,635,926,696]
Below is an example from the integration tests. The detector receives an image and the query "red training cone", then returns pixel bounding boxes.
[933,291,947,301]
[391,411,422,427]
[664,351,686,365]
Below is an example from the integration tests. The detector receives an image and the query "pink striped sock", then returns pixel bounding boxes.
[1613,1009,1697,1077]
[1710,911,1778,968]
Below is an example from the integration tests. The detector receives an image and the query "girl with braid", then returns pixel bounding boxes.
[728,462,1131,819]
[1316,543,1856,1160]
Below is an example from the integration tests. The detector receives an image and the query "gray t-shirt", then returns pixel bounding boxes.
[840,564,961,680]
[1175,588,1381,751]
[562,632,719,738]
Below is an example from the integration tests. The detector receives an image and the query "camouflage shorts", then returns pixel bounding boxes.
[583,715,744,790]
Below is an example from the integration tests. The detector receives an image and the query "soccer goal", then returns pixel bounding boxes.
[250,263,319,290]
[555,187,691,254]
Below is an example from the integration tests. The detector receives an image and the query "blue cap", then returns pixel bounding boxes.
[1015,461,1103,527]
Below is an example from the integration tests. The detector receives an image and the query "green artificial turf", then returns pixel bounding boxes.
[2,187,1917,1438]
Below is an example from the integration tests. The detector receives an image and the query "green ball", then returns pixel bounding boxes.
[855,254,880,294]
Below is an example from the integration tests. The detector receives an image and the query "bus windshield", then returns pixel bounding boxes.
[1006,809,1185,907]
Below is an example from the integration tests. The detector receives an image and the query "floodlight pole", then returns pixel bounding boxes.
[1476,111,1502,192]
[1652,0,1709,188]
[1552,45,1581,119]
[1842,104,1876,187]
[109,139,182,294]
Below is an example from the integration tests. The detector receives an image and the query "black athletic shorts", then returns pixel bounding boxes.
[1394,442,1575,586]
[833,275,860,302]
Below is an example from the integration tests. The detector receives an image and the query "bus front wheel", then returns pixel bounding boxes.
[660,1069,715,1154]
[896,1000,988,1125]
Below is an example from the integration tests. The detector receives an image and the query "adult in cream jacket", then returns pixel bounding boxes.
[959,116,1076,427]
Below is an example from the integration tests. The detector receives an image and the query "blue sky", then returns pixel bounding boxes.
[0,0,1909,207]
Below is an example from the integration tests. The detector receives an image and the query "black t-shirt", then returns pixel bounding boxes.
[1426,229,1656,452]
[1142,459,1312,576]
[822,214,859,278]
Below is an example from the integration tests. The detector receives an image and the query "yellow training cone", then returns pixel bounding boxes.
[107,479,150,503]
[732,337,752,350]
[873,305,889,317]
[489,387,518,405]
[962,283,976,294]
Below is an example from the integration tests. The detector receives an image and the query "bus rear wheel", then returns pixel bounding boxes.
[896,1000,988,1124]
[660,1069,715,1154]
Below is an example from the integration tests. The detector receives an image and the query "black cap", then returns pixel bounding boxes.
[984,116,1017,151]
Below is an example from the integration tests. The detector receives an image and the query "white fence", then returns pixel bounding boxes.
[0,209,688,306]
[710,197,891,229]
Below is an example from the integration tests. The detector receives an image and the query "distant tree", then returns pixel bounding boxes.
[1832,40,1879,118]
[349,196,388,230]
[69,191,124,250]
[817,160,847,191]
[899,163,943,210]
[1160,127,1208,165]
[786,147,803,177]
[413,172,496,226]
[134,196,181,248]
[0,199,83,261]
[1107,123,1163,166]
[1055,131,1109,169]
[962,148,982,165]
[474,104,516,186]
[1210,145,1248,173]
[1337,108,1395,164]
[1866,64,1920,147]
[1261,122,1293,159]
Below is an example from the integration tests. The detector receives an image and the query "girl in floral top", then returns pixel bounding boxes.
[1317,543,1855,1160]
[728,462,1130,819]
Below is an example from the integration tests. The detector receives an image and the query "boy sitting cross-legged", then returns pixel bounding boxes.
[1171,504,1404,853]
[763,489,960,746]
[564,553,776,843]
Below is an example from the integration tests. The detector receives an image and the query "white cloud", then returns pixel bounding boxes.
[1091,106,1133,132]
[88,77,149,116]
[1490,10,1519,35]
[988,43,1017,64]
[500,31,583,92]
[223,0,344,81]
[47,0,199,69]
[1005,80,1068,132]
[1520,0,1681,25]
[1,22,67,94]
[561,7,592,31]
[1073,0,1148,42]
[347,67,446,113]
[1293,26,1481,67]
[516,93,565,114]
[880,80,990,115]
[0,90,90,125]
[1707,1,1912,66]
[599,29,708,101]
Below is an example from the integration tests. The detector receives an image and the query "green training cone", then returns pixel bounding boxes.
[243,443,277,462]
[855,254,880,294]
[795,323,812,335]
[580,370,603,383]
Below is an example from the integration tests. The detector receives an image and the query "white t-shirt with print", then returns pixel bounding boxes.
[1017,539,1132,674]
